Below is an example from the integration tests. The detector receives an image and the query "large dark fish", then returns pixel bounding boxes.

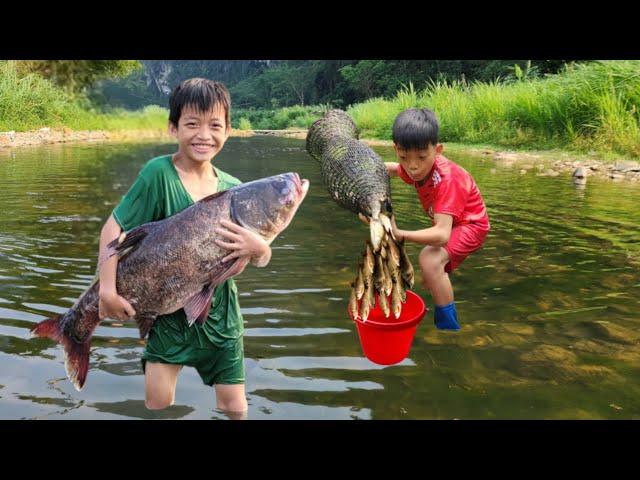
[306,109,414,320]
[30,173,309,390]
[306,109,392,249]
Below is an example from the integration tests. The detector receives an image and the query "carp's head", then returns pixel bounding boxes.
[230,172,309,240]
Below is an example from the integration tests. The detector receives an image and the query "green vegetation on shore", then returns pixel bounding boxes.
[348,61,640,157]
[233,105,326,130]
[0,61,167,132]
[2,60,638,159]
[232,61,640,158]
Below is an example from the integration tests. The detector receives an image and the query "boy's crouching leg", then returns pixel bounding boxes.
[215,384,248,420]
[418,246,453,304]
[418,246,460,331]
[144,362,182,410]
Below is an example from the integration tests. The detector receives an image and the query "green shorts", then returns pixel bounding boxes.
[141,321,245,386]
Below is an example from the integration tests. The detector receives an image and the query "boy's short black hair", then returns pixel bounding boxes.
[169,78,231,128]
[392,108,439,149]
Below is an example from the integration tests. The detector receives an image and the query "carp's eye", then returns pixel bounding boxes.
[280,186,290,196]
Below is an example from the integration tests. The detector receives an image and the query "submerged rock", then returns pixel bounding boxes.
[572,167,587,179]
[613,160,640,172]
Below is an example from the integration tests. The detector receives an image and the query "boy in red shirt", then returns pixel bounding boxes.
[384,108,490,330]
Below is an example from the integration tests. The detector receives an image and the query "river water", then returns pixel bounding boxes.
[1,136,639,419]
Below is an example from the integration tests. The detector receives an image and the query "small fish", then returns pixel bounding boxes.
[349,283,359,319]
[382,261,393,297]
[398,278,407,303]
[401,277,412,295]
[385,251,400,284]
[361,281,374,321]
[399,241,415,289]
[370,218,385,253]
[354,264,365,300]
[379,213,392,235]
[363,242,375,278]
[387,236,401,267]
[379,291,390,318]
[380,241,388,260]
[391,281,403,319]
[374,253,385,292]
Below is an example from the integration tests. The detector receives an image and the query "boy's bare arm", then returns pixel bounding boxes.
[97,215,136,320]
[385,162,399,177]
[393,213,453,247]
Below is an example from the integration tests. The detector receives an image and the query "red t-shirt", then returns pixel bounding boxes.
[397,154,489,228]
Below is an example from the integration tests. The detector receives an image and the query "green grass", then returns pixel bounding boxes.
[67,105,168,131]
[0,61,167,132]
[2,59,638,159]
[0,60,82,131]
[232,105,329,130]
[237,117,252,130]
[347,61,640,158]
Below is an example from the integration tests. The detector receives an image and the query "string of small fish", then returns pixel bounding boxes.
[306,109,415,322]
[348,215,414,321]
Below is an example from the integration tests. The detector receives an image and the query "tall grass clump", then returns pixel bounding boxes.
[0,61,168,132]
[0,60,83,131]
[237,117,252,130]
[271,105,326,129]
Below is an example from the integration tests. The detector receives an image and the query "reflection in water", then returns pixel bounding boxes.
[1,138,640,419]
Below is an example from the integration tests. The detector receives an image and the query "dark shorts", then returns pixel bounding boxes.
[444,222,490,273]
[141,332,245,386]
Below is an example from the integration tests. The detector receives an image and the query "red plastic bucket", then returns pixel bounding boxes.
[349,290,427,365]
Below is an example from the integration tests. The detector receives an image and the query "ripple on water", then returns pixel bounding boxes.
[244,327,350,337]
[37,215,103,224]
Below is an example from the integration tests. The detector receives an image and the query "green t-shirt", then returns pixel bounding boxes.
[112,154,244,348]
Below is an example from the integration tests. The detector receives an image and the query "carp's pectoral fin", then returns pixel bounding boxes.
[136,315,157,340]
[105,225,150,259]
[183,284,216,327]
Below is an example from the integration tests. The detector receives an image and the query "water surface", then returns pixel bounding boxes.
[1,137,639,419]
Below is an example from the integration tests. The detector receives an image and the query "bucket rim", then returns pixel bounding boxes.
[350,290,427,330]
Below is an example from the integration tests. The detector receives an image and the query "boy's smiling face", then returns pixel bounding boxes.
[169,104,230,164]
[394,143,443,183]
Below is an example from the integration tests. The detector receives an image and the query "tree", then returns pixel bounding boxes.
[16,60,142,94]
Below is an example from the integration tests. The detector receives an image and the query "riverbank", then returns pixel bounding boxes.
[0,127,168,147]
[0,126,256,148]
[2,127,638,183]
[239,129,640,183]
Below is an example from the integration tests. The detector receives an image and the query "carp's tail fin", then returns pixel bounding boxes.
[30,311,94,391]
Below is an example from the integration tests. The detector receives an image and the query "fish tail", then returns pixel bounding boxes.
[31,310,95,391]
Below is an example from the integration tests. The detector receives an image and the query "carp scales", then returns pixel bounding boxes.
[306,109,391,252]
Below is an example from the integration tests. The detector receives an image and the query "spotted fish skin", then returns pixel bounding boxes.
[306,109,392,221]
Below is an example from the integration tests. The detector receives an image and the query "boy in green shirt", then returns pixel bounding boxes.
[97,78,270,419]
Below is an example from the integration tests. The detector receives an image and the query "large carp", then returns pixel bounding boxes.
[306,109,414,321]
[31,172,309,390]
